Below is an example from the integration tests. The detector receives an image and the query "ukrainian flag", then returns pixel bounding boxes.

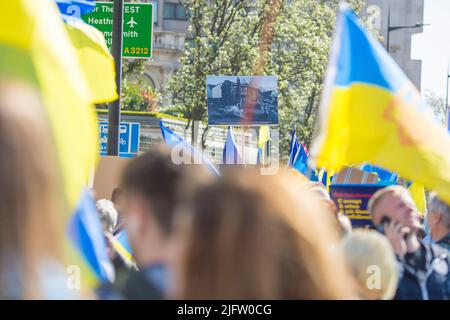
[160,121,221,176]
[64,18,118,104]
[0,0,108,290]
[257,126,269,165]
[59,2,118,104]
[310,5,450,204]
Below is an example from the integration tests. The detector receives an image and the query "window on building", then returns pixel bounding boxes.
[152,0,158,26]
[175,4,187,20]
[163,2,188,20]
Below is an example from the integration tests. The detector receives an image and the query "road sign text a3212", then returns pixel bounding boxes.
[82,2,153,59]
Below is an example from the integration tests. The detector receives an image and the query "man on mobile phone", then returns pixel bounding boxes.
[368,186,450,300]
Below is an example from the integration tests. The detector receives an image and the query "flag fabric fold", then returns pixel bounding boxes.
[292,142,309,175]
[112,231,135,266]
[222,127,244,165]
[56,0,96,16]
[408,182,427,216]
[160,121,221,176]
[257,126,270,165]
[287,128,300,167]
[64,17,118,104]
[65,19,118,104]
[310,6,450,204]
[67,189,114,283]
[0,0,105,289]
[0,0,99,209]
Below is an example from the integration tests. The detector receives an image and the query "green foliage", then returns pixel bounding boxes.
[120,57,160,112]
[121,78,159,112]
[425,90,447,125]
[164,0,365,160]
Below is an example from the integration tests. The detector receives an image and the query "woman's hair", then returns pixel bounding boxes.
[174,169,356,299]
[341,230,398,300]
[0,81,62,298]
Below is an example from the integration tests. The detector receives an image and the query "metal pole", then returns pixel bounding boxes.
[107,0,124,156]
[446,64,450,126]
[386,4,391,52]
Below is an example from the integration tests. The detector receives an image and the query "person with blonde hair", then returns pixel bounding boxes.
[368,185,450,300]
[341,230,398,300]
[169,169,356,299]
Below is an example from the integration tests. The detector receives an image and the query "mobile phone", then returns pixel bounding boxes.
[376,216,391,234]
[380,216,391,225]
[378,216,409,240]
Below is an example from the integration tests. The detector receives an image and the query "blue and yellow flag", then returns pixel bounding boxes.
[160,121,221,176]
[57,0,118,104]
[257,126,269,165]
[408,182,427,216]
[0,0,104,290]
[64,17,118,104]
[310,5,450,204]
[287,128,300,167]
[112,231,136,267]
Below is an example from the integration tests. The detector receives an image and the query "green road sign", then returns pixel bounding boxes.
[82,2,153,59]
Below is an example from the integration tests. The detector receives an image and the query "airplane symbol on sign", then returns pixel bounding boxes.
[127,17,138,28]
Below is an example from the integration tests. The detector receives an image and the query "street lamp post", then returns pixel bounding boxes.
[386,5,429,53]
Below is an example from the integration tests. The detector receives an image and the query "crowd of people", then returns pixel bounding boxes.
[1,81,450,300]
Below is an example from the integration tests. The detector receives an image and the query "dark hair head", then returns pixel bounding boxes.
[121,146,210,236]
[111,187,122,203]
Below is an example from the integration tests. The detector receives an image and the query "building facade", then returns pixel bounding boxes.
[137,0,190,90]
[363,0,424,91]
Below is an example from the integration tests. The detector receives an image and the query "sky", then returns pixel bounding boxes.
[411,0,450,99]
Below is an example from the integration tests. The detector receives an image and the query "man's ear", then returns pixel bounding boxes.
[126,196,148,234]
[435,211,443,224]
[429,211,440,226]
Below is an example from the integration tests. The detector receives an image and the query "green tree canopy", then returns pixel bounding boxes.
[164,0,364,159]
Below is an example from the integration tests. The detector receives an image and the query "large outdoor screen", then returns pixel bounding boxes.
[207,76,278,126]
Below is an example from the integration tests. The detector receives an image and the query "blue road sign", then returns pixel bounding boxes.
[99,121,140,158]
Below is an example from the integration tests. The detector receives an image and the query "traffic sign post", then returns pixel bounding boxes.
[100,122,140,158]
[107,0,124,156]
[81,1,152,156]
[82,2,153,58]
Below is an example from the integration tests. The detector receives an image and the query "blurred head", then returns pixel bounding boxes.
[171,169,356,299]
[96,199,118,234]
[111,187,124,212]
[341,230,398,300]
[427,193,450,242]
[306,182,351,238]
[0,81,62,298]
[368,186,420,231]
[337,212,353,237]
[121,146,210,266]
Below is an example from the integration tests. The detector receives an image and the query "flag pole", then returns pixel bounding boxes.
[446,62,450,127]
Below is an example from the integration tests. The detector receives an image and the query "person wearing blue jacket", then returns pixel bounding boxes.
[368,186,450,300]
